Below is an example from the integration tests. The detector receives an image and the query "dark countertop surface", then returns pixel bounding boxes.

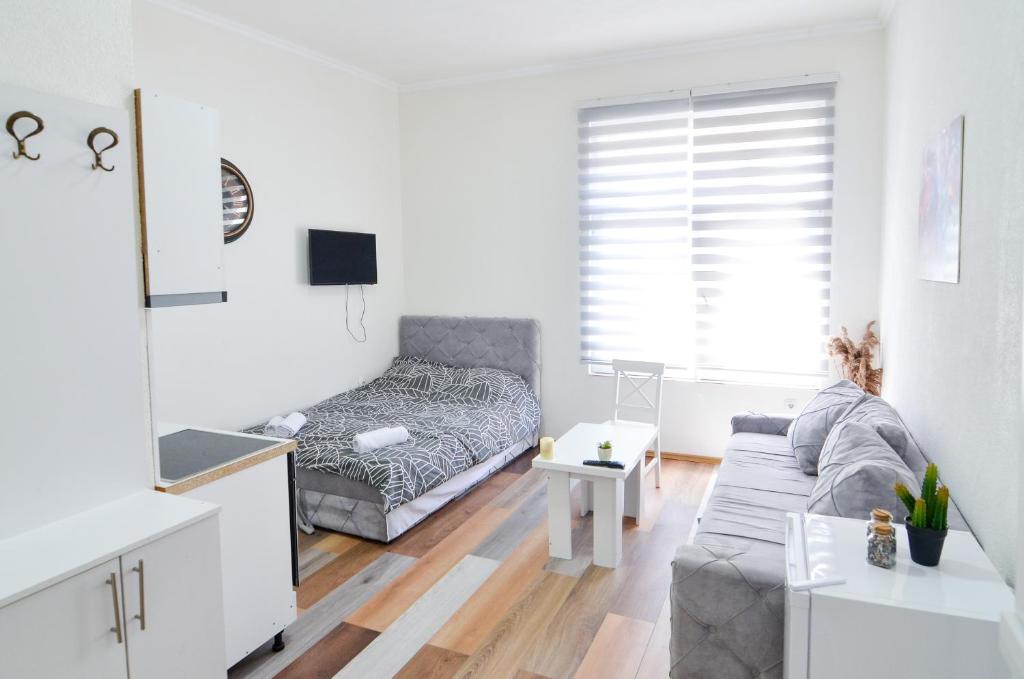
[158,429,279,482]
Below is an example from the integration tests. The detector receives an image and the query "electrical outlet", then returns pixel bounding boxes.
[784,398,797,410]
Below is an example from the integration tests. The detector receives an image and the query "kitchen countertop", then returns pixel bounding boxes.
[0,491,219,608]
[155,422,297,495]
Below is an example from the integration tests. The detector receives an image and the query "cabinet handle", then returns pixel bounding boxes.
[132,559,146,631]
[106,572,123,644]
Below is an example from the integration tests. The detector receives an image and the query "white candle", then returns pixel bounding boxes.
[539,436,554,459]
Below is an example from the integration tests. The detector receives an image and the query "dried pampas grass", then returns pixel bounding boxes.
[827,321,883,396]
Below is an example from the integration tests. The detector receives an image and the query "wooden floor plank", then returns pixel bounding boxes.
[229,552,414,679]
[315,533,361,555]
[657,463,717,527]
[346,506,511,631]
[471,486,548,560]
[611,506,698,623]
[521,559,634,678]
[453,572,578,679]
[297,527,324,553]
[298,548,339,583]
[431,522,550,655]
[634,461,676,532]
[297,541,387,609]
[572,613,655,679]
[336,555,500,678]
[274,623,378,679]
[395,644,469,679]
[634,596,672,679]
[504,448,537,475]
[489,467,547,510]
[388,471,519,558]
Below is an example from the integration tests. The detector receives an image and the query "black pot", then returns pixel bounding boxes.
[904,517,948,567]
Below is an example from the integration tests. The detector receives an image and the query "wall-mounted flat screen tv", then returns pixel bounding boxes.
[308,229,377,285]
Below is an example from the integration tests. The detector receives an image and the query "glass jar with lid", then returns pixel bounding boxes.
[867,522,897,569]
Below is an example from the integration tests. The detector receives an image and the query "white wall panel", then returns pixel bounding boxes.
[0,84,150,539]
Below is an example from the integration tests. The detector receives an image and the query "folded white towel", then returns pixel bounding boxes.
[353,426,410,453]
[263,415,285,436]
[265,412,307,438]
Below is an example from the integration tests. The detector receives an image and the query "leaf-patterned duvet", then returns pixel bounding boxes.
[248,356,540,512]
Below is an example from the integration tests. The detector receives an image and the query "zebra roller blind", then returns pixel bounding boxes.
[578,79,835,386]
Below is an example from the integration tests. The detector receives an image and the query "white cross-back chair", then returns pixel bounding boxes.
[579,358,666,523]
[609,359,664,487]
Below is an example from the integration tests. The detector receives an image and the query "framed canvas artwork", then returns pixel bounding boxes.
[918,115,964,283]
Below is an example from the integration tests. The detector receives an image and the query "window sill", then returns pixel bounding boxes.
[586,364,824,391]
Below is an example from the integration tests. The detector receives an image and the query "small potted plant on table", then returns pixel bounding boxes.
[597,440,613,461]
[894,463,950,566]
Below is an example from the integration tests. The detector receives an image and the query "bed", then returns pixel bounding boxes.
[253,315,541,542]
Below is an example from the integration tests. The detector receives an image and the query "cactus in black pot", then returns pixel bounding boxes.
[893,463,949,566]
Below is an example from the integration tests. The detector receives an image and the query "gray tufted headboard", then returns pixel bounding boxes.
[398,315,542,401]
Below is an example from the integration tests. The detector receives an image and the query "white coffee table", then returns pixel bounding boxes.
[532,421,658,568]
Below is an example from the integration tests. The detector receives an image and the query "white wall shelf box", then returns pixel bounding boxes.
[135,89,226,308]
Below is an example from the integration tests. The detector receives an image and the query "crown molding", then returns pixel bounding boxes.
[142,0,399,91]
[400,18,884,92]
[141,1,884,95]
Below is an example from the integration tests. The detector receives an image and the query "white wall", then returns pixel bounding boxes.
[0,0,154,537]
[399,30,885,455]
[880,0,1024,583]
[134,2,405,430]
[0,0,134,108]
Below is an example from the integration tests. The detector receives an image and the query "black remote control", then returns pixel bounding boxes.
[582,459,625,470]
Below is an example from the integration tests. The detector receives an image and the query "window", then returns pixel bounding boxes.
[578,78,835,387]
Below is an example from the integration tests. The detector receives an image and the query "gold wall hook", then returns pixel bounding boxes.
[87,126,119,172]
[6,111,44,161]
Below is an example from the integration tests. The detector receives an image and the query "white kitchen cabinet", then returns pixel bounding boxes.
[0,492,227,679]
[135,89,226,308]
[0,558,128,679]
[156,424,298,668]
[120,516,226,679]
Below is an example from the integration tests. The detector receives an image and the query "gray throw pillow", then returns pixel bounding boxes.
[809,420,918,521]
[788,380,863,474]
[836,394,928,478]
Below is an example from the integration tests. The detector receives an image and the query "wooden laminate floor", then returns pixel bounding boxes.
[229,452,715,679]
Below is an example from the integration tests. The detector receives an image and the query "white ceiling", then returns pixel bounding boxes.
[150,0,888,89]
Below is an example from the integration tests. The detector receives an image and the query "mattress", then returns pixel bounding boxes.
[246,355,541,514]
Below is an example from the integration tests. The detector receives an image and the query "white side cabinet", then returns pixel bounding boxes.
[0,492,227,679]
[784,513,1014,679]
[0,558,128,679]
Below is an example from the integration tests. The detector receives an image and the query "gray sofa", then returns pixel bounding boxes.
[669,382,967,679]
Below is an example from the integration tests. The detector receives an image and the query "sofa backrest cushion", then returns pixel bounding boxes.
[788,380,863,474]
[833,393,928,479]
[808,420,918,521]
